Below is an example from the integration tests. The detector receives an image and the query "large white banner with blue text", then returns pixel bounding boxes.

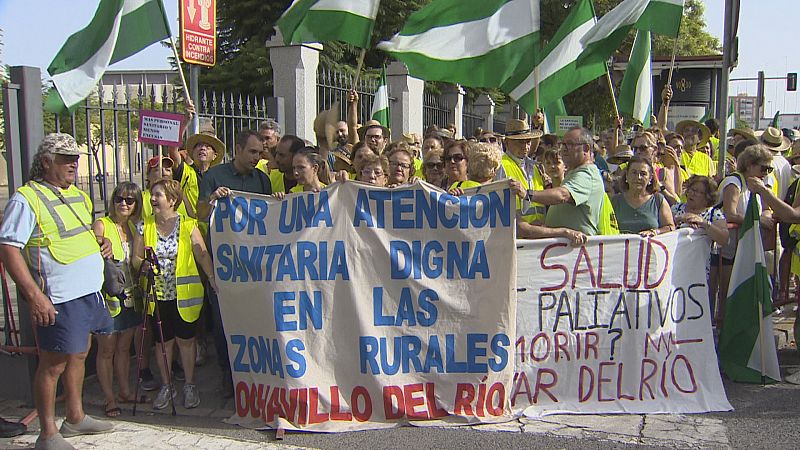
[513,230,733,416]
[211,181,517,431]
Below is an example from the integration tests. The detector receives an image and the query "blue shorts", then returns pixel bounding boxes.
[37,292,113,354]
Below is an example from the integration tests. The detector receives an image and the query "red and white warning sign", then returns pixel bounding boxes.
[180,0,216,67]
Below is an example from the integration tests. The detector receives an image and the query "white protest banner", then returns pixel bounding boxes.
[555,115,583,136]
[211,181,517,432]
[512,230,732,416]
[137,110,185,146]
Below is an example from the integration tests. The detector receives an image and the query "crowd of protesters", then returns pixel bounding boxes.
[5,84,800,449]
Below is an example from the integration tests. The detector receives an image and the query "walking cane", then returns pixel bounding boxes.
[133,248,177,416]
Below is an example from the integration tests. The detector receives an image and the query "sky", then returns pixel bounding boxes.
[0,0,798,117]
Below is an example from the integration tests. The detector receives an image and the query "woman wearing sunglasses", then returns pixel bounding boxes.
[444,139,469,189]
[715,144,775,327]
[91,182,144,417]
[422,147,447,189]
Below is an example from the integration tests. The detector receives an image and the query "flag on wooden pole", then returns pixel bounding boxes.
[276,0,380,48]
[45,0,171,114]
[618,29,652,126]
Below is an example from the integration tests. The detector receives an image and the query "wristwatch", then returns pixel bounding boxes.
[659,185,667,193]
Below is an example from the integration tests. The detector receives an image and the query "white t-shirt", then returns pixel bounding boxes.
[0,193,104,304]
[772,155,792,200]
[717,173,771,217]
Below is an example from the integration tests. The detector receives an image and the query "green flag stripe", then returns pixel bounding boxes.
[282,10,377,47]
[47,0,125,76]
[381,33,540,88]
[112,0,170,63]
[277,0,322,39]
[396,0,510,35]
[636,1,684,37]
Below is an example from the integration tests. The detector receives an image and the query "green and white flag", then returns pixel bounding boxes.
[45,0,171,114]
[771,110,781,128]
[502,0,605,113]
[578,0,683,66]
[371,67,390,127]
[377,0,541,88]
[719,192,781,383]
[276,0,380,48]
[618,29,652,126]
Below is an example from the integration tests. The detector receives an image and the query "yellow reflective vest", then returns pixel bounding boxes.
[500,154,545,223]
[143,216,204,323]
[141,189,188,220]
[98,216,135,317]
[178,162,200,218]
[17,181,100,265]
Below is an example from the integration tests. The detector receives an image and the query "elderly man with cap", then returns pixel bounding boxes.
[675,120,716,178]
[494,119,547,223]
[0,134,115,449]
[168,119,226,219]
[760,126,793,199]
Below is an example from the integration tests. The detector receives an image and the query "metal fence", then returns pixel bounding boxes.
[48,82,270,217]
[462,103,484,140]
[423,90,451,129]
[317,67,377,129]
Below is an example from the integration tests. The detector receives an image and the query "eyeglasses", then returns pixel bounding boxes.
[389,162,412,170]
[425,162,445,170]
[634,144,654,153]
[559,142,587,150]
[446,154,466,164]
[479,137,498,143]
[686,186,707,196]
[113,196,136,205]
[760,164,774,174]
[361,168,385,177]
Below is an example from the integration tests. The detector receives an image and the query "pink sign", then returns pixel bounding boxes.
[138,110,185,147]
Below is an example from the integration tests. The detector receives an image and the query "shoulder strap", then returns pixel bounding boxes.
[34,181,93,233]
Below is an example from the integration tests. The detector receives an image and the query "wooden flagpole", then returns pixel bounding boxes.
[605,62,620,119]
[352,48,367,91]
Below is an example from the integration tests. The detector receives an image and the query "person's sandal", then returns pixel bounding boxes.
[117,393,149,404]
[104,403,121,418]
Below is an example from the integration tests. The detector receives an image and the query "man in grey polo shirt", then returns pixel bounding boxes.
[527,127,605,238]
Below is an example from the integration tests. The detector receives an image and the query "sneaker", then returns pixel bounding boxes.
[34,433,74,450]
[139,369,159,392]
[59,415,113,437]
[183,383,200,409]
[153,385,177,410]
[0,417,26,438]
[172,363,185,382]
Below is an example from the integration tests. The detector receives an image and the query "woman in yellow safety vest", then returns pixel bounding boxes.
[133,179,216,410]
[92,181,143,417]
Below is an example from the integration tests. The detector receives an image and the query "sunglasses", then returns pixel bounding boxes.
[446,154,466,164]
[425,162,445,170]
[113,196,136,205]
[760,164,774,174]
[634,144,653,153]
[479,137,498,143]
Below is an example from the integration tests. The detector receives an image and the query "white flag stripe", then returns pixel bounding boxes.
[50,9,124,108]
[121,0,150,14]
[378,0,540,61]
[372,85,389,112]
[509,18,594,99]
[632,48,651,122]
[310,0,379,19]
[581,0,648,46]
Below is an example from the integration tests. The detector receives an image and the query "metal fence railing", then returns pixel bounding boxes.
[423,91,451,130]
[317,67,377,129]
[48,82,270,217]
[462,104,484,140]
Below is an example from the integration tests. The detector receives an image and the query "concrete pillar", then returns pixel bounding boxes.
[473,94,495,133]
[266,33,321,142]
[387,61,424,137]
[10,66,44,181]
[441,84,465,138]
